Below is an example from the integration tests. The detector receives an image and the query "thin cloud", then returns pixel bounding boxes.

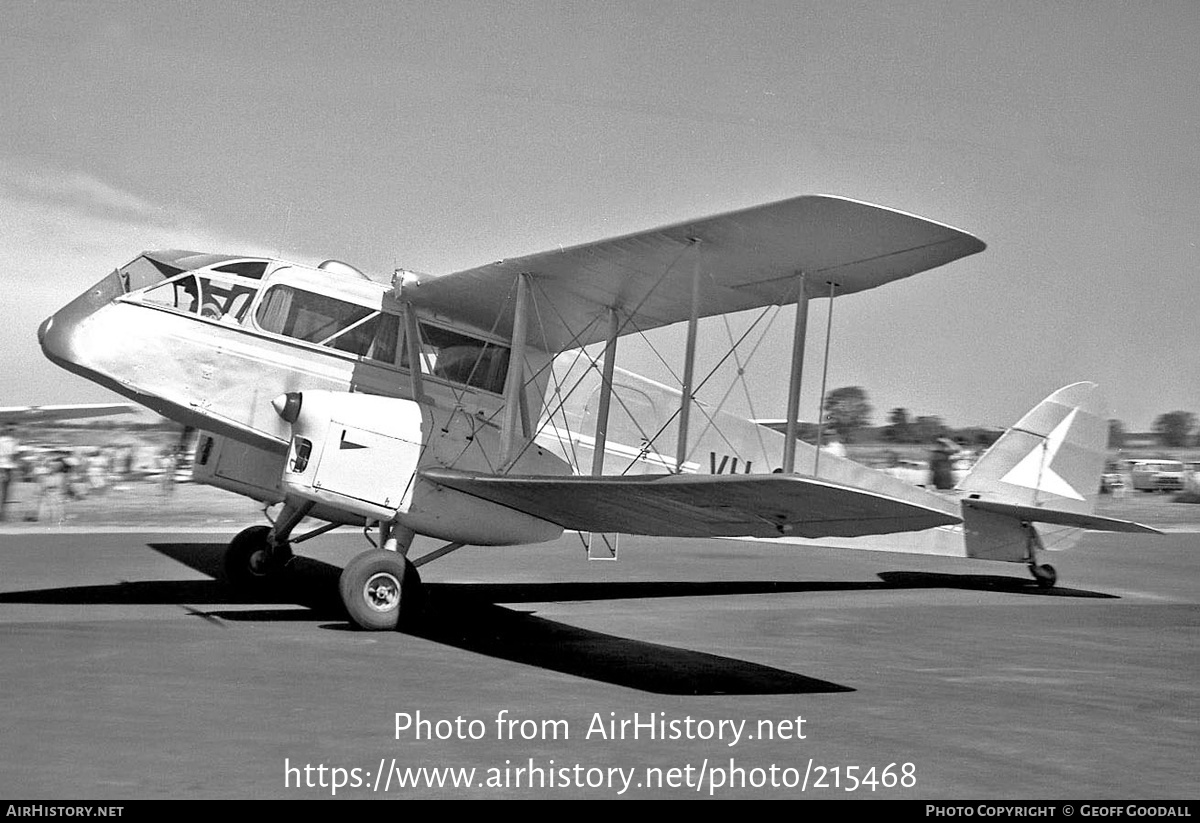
[0,158,279,400]
[1,161,181,225]
[0,158,276,304]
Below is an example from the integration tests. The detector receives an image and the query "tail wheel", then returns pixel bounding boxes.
[224,525,292,588]
[339,549,423,630]
[1030,563,1057,589]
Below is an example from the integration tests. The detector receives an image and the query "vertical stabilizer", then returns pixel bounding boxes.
[958,382,1107,515]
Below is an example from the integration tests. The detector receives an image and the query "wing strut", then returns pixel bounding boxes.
[590,307,620,475]
[781,272,810,473]
[812,279,838,476]
[501,273,531,466]
[675,241,702,472]
[402,303,426,403]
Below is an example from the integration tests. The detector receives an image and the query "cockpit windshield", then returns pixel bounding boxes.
[123,255,269,325]
[119,256,183,293]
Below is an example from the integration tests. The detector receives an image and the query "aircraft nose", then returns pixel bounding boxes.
[39,268,125,369]
[38,310,78,367]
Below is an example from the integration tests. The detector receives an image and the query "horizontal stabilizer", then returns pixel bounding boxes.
[963,499,1161,534]
[422,468,962,539]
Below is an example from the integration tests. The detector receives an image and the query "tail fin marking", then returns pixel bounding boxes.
[958,382,1106,515]
[996,408,1086,502]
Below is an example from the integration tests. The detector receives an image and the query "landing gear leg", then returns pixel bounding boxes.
[339,521,424,630]
[223,498,313,589]
[1023,522,1057,589]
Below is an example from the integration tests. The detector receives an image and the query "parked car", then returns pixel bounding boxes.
[1100,464,1126,495]
[1130,460,1185,492]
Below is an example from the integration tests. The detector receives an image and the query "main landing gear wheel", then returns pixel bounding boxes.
[223,525,292,589]
[339,549,423,631]
[1030,563,1058,589]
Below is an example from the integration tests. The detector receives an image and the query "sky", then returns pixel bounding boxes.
[2,0,1197,431]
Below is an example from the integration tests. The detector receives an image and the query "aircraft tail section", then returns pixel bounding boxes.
[957,382,1107,515]
[954,383,1158,562]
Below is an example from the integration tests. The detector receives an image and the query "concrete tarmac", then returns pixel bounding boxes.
[0,507,1196,799]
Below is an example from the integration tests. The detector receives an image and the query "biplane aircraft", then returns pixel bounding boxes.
[37,195,1157,630]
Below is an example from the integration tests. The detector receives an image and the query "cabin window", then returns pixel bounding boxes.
[255,285,402,363]
[417,323,509,394]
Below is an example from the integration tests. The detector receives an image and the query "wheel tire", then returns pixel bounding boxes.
[339,550,423,631]
[1032,563,1057,589]
[224,525,291,588]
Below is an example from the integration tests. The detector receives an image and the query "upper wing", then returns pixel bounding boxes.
[403,195,985,352]
[422,468,962,539]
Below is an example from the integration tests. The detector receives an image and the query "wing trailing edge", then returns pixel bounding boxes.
[421,468,962,539]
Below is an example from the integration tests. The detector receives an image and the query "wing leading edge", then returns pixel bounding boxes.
[421,468,962,539]
[402,195,986,352]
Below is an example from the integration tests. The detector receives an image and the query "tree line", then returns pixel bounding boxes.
[817,387,1199,450]
[814,386,998,447]
[1110,412,1199,449]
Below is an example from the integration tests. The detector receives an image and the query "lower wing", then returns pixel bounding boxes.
[421,469,962,539]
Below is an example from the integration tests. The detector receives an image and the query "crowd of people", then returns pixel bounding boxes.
[0,425,189,523]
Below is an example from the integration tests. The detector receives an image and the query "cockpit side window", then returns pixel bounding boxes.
[417,323,509,394]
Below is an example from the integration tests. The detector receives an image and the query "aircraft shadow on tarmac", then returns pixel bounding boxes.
[0,541,1116,696]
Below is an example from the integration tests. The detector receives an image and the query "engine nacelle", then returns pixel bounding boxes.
[278,390,566,545]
